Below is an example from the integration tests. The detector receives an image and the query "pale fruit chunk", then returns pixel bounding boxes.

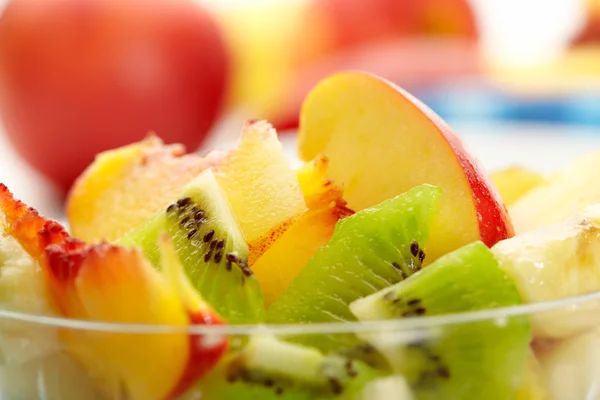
[539,330,600,400]
[252,155,353,306]
[213,120,307,263]
[491,166,548,206]
[492,204,600,338]
[0,233,59,363]
[298,71,513,262]
[359,375,415,400]
[0,352,103,400]
[515,352,551,400]
[510,152,600,234]
[0,196,102,399]
[67,135,213,242]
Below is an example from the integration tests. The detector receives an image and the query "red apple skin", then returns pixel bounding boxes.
[0,0,230,192]
[406,88,515,247]
[362,73,515,249]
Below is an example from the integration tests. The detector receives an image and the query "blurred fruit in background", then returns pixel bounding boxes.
[570,0,600,46]
[293,0,478,67]
[0,0,229,192]
[217,0,481,131]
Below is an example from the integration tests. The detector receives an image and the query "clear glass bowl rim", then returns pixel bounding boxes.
[2,289,599,335]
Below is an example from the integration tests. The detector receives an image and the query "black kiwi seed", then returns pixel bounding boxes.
[194,210,205,220]
[214,251,223,264]
[328,378,344,395]
[275,387,284,395]
[437,367,450,379]
[203,230,215,243]
[177,197,191,207]
[226,261,233,271]
[410,241,419,257]
[226,253,238,262]
[180,216,190,226]
[166,204,176,213]
[415,307,427,315]
[204,249,213,263]
[391,261,402,270]
[418,249,426,263]
[264,379,274,388]
[408,299,421,306]
[210,239,218,250]
[187,229,198,239]
[216,239,225,250]
[345,359,358,377]
[238,260,253,277]
[357,343,377,354]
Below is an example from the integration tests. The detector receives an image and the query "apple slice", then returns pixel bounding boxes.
[298,71,513,261]
[1,184,228,400]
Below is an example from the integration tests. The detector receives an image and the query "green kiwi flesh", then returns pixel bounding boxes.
[266,184,441,350]
[350,241,531,400]
[191,335,385,400]
[119,169,265,324]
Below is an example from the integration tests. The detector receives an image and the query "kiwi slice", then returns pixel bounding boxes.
[358,376,415,400]
[190,335,385,400]
[267,184,441,350]
[119,169,265,324]
[350,241,531,400]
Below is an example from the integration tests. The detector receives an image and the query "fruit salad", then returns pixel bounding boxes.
[1,71,600,400]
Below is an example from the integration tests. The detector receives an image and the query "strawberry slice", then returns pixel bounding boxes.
[0,184,228,400]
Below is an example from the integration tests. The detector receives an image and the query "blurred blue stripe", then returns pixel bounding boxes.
[414,85,600,127]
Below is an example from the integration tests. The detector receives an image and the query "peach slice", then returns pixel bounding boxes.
[67,135,214,242]
[212,120,307,264]
[1,184,228,400]
[252,155,353,306]
[297,71,513,262]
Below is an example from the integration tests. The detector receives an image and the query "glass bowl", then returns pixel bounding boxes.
[2,289,600,400]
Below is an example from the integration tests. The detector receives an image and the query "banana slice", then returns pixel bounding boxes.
[492,204,600,339]
[515,351,551,400]
[510,152,600,235]
[538,330,600,400]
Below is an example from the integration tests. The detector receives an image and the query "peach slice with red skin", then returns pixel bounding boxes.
[0,184,228,400]
[252,154,353,306]
[212,120,307,265]
[67,134,215,243]
[297,72,513,262]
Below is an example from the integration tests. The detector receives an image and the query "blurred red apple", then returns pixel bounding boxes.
[570,0,600,47]
[266,38,482,131]
[0,0,230,192]
[295,0,479,68]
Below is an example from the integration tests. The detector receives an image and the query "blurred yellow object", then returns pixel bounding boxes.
[515,352,551,400]
[486,46,600,96]
[491,167,547,207]
[215,1,307,114]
